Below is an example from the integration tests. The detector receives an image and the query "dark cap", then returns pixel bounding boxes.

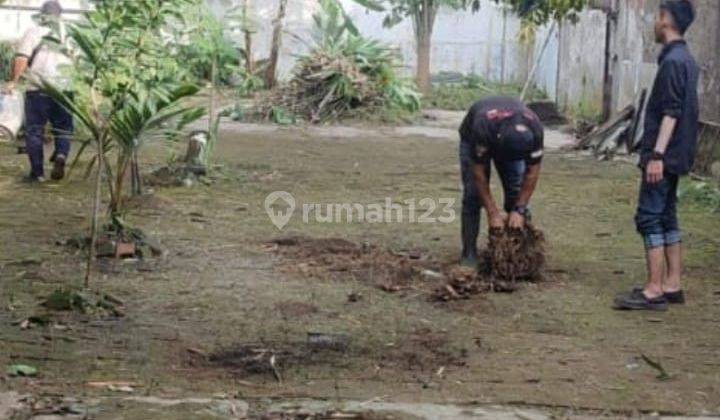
[494,119,538,162]
[660,0,695,34]
[40,1,63,16]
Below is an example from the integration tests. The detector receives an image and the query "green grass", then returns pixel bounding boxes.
[423,73,547,111]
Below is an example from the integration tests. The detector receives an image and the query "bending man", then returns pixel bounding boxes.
[459,97,544,267]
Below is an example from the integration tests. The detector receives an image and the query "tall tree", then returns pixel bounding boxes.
[354,0,586,93]
[265,0,288,88]
[354,0,480,93]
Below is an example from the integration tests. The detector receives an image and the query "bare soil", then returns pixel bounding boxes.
[0,122,719,418]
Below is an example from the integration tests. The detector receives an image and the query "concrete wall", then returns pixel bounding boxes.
[206,0,549,86]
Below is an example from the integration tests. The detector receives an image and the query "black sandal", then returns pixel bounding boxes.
[614,289,669,311]
[632,287,685,304]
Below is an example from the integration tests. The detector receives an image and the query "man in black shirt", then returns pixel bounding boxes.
[459,97,544,267]
[615,0,699,311]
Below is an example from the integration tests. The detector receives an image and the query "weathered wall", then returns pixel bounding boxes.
[557,0,719,123]
[687,0,719,122]
[556,9,607,117]
[608,0,718,122]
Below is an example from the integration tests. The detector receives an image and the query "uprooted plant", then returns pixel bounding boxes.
[38,0,205,286]
[254,0,420,123]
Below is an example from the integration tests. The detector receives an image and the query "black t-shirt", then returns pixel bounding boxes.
[459,97,544,165]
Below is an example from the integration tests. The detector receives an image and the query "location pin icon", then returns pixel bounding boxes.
[265,191,296,230]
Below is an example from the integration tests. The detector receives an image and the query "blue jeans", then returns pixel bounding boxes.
[635,172,681,249]
[25,91,73,178]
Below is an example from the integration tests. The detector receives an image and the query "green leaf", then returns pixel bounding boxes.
[7,364,38,377]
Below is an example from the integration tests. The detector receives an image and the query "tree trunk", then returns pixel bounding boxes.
[265,0,287,89]
[415,30,432,94]
[85,89,104,288]
[243,0,254,75]
[413,1,437,94]
[244,30,254,74]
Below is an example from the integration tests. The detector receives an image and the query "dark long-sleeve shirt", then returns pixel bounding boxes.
[640,40,700,175]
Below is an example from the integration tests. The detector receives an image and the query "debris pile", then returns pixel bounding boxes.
[576,89,647,159]
[42,288,125,317]
[488,223,545,281]
[433,224,546,301]
[269,232,546,303]
[251,0,419,123]
[62,217,166,260]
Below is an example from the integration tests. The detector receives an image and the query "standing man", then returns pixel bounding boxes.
[459,96,544,267]
[7,1,72,182]
[614,0,698,311]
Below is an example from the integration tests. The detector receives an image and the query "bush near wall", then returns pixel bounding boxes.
[0,41,15,81]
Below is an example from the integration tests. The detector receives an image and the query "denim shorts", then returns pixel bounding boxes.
[634,173,681,249]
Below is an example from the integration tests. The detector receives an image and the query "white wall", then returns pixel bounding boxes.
[208,0,553,87]
[1,0,560,95]
[0,0,87,42]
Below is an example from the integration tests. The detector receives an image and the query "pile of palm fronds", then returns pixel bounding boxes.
[255,0,420,123]
[488,224,546,281]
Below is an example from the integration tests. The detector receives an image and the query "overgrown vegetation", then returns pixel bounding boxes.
[680,179,720,213]
[254,0,420,123]
[497,0,587,24]
[424,72,546,110]
[171,5,257,87]
[0,41,14,81]
[43,0,205,214]
[38,0,207,285]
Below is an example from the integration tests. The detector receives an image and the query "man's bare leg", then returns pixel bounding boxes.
[643,246,666,299]
[663,243,682,293]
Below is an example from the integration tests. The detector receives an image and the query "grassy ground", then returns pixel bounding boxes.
[0,125,719,418]
[424,76,547,111]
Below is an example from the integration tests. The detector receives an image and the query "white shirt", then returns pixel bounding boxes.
[16,21,72,91]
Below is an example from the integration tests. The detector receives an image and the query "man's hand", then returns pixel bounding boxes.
[646,159,664,184]
[508,211,525,229]
[488,211,507,230]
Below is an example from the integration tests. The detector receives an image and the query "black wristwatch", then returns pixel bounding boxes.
[651,151,665,161]
[512,205,529,216]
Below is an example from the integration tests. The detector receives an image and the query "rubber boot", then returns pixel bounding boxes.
[460,211,480,268]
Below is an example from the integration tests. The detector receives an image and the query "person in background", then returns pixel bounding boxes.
[614,0,699,311]
[7,1,73,182]
[458,96,544,267]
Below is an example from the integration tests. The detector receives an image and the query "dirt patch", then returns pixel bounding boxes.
[379,327,467,372]
[274,301,320,318]
[122,193,175,212]
[269,234,546,303]
[258,410,395,420]
[267,236,432,293]
[197,341,351,381]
